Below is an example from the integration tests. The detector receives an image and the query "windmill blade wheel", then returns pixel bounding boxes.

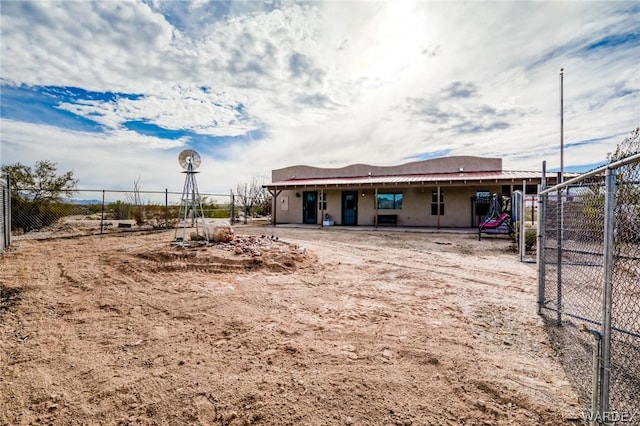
[178,149,201,170]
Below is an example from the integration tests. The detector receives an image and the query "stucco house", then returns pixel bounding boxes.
[263,156,557,228]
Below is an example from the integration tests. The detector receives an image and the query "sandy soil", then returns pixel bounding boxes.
[0,225,580,425]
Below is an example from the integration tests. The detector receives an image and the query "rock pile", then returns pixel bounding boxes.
[207,223,235,243]
[209,234,309,262]
[217,235,296,258]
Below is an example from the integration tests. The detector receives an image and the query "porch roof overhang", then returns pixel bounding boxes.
[264,170,558,190]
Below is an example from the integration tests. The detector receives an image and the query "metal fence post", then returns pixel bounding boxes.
[165,189,168,229]
[1,177,5,251]
[230,191,235,225]
[590,329,603,425]
[537,185,545,315]
[599,167,616,415]
[537,162,547,315]
[521,180,526,262]
[7,175,11,247]
[0,181,3,251]
[556,182,563,326]
[100,190,105,234]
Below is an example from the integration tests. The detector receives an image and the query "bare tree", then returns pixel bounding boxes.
[250,177,270,216]
[234,177,270,224]
[235,182,250,224]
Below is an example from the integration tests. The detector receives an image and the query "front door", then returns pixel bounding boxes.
[303,191,318,224]
[342,191,358,225]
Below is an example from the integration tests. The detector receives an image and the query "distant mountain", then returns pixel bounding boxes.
[64,198,102,205]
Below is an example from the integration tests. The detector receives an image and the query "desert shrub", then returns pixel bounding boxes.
[207,206,232,219]
[524,229,537,250]
[4,160,78,232]
[166,205,180,221]
[253,199,271,217]
[132,206,145,226]
[610,127,639,243]
[580,186,605,242]
[141,204,178,229]
[201,199,231,219]
[86,203,104,215]
[71,204,101,216]
[10,197,74,233]
[109,201,133,220]
[512,222,537,251]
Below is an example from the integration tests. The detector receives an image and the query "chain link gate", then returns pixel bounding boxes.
[538,138,639,424]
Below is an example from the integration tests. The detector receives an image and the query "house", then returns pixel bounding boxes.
[263,156,558,228]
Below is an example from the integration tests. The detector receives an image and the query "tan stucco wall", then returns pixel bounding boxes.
[272,156,502,182]
[325,191,341,224]
[274,184,505,227]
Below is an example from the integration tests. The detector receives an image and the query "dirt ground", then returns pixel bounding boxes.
[0,224,581,425]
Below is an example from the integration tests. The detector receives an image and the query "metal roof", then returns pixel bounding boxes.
[265,170,557,188]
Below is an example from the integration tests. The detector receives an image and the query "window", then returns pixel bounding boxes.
[431,191,444,215]
[475,191,490,217]
[377,192,403,209]
[318,192,327,210]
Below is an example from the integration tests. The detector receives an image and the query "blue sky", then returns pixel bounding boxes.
[1,1,638,192]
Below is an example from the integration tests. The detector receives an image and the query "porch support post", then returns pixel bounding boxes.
[437,185,441,229]
[320,188,324,228]
[268,189,282,227]
[374,187,378,228]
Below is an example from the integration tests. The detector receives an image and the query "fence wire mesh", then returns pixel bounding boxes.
[1,175,9,251]
[539,140,640,424]
[8,189,234,241]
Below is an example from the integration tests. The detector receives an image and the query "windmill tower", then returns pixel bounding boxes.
[174,149,209,246]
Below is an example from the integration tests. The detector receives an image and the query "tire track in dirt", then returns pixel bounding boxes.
[1,228,581,425]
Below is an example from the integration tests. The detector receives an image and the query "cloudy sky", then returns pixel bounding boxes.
[1,1,638,193]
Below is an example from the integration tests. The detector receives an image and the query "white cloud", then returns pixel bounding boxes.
[1,0,638,191]
[56,87,257,136]
[1,119,185,188]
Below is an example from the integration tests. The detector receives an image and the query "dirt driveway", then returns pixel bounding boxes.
[0,225,579,425]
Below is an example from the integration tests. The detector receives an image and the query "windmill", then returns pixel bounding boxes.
[174,149,209,246]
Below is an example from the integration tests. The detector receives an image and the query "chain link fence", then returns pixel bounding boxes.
[1,174,10,251]
[538,131,640,424]
[8,188,234,241]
